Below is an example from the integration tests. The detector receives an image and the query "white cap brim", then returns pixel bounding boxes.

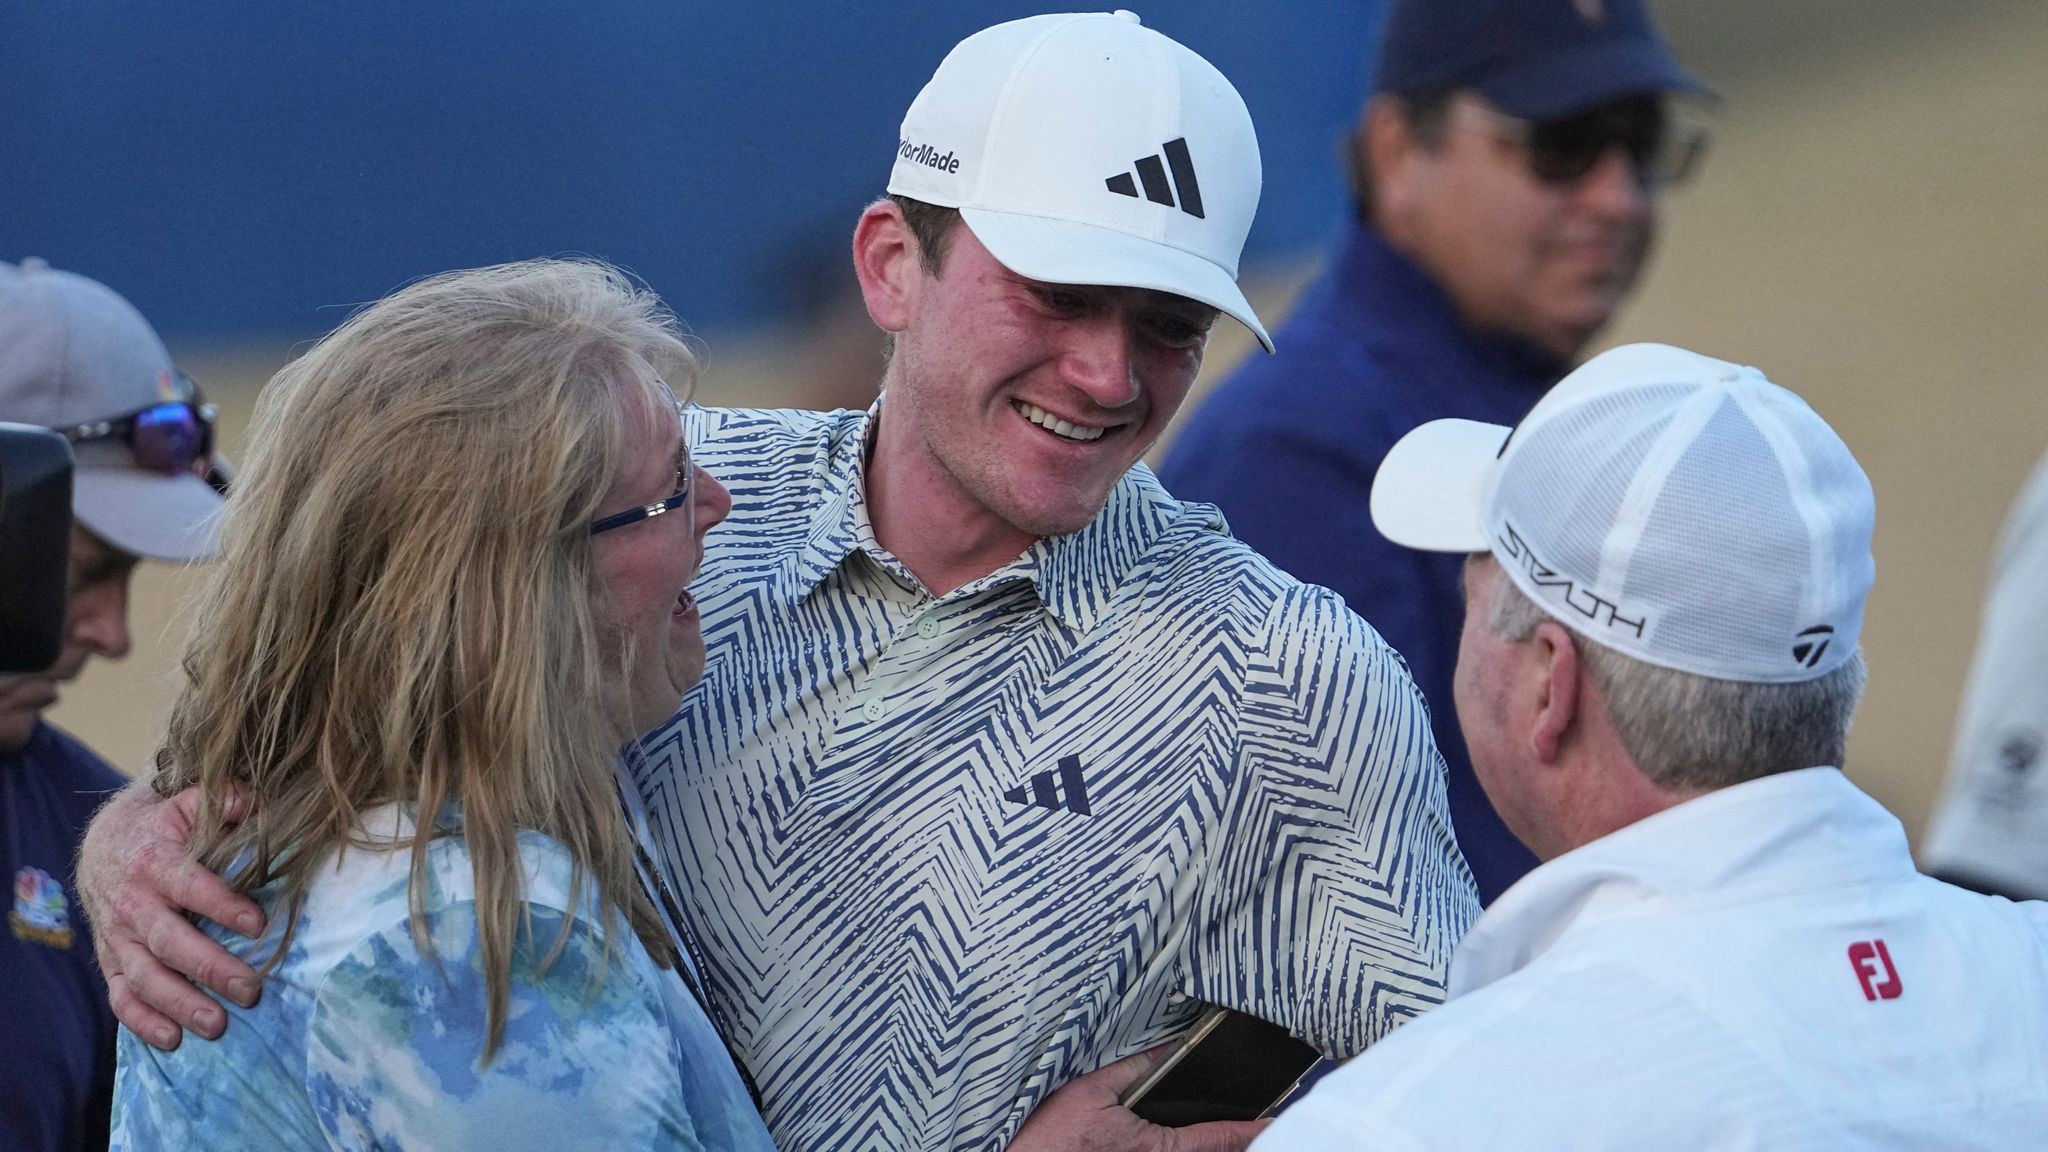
[1370,418,1511,553]
[74,466,224,562]
[960,207,1273,353]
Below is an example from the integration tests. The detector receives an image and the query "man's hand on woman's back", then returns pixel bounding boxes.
[77,781,264,1049]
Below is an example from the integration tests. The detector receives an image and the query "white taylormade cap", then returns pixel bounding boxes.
[888,10,1271,351]
[1371,343,1875,683]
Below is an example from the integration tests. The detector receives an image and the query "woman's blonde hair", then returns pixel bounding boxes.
[157,258,694,1058]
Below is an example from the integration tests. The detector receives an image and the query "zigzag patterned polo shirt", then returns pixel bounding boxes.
[630,404,1479,1152]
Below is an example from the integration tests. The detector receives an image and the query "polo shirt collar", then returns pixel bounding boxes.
[783,399,1191,633]
[782,403,875,601]
[1448,767,1915,997]
[1026,464,1195,632]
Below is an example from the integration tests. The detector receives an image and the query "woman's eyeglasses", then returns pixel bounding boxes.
[590,395,694,536]
[590,456,693,535]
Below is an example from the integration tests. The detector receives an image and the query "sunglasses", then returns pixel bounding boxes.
[57,370,227,493]
[1463,97,1708,188]
[590,398,694,536]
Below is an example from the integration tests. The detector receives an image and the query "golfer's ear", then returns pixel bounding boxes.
[1528,620,1580,763]
[853,201,918,335]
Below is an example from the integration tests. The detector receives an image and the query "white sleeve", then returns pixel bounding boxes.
[1923,450,2048,897]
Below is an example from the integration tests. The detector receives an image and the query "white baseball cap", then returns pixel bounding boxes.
[0,259,225,562]
[887,10,1271,351]
[1371,343,1875,683]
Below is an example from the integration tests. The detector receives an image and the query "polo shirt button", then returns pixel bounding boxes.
[916,617,941,639]
[861,699,886,722]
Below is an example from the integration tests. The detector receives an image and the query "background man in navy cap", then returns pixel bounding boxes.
[0,258,226,1152]
[1160,0,1709,903]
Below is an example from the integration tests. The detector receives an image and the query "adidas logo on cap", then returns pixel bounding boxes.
[1104,137,1204,218]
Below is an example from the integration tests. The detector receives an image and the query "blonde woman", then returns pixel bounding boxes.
[108,260,770,1150]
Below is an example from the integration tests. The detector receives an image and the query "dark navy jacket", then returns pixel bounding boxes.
[3,722,124,1151]
[1160,218,1566,904]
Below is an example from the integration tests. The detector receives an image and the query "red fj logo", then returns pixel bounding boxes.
[1848,939,1902,1001]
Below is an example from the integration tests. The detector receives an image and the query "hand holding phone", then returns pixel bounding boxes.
[1010,1042,1272,1152]
[1117,1005,1323,1126]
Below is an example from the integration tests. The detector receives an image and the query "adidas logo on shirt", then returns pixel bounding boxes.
[1104,137,1205,218]
[1004,755,1093,816]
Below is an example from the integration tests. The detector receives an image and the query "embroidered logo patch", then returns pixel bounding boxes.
[11,866,75,949]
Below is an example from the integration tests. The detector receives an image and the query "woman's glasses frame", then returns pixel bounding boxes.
[590,396,693,536]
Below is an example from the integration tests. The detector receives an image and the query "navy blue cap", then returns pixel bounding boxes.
[1374,0,1710,120]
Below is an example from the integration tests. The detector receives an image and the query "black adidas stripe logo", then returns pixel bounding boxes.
[1105,137,1204,219]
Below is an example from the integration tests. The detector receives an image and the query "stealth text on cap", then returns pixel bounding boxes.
[898,139,961,174]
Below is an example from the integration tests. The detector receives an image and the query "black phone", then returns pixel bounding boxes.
[1118,1005,1323,1127]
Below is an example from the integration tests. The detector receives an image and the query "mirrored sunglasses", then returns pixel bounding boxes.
[57,371,224,491]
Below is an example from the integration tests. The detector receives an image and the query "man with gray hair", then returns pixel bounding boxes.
[1255,343,2048,1149]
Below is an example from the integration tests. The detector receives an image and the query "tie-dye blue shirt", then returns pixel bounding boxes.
[111,807,776,1151]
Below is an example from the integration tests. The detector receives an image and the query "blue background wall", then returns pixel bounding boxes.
[1,2,1387,339]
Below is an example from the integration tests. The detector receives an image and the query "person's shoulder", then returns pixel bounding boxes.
[689,404,862,505]
[1137,507,1398,665]
[1135,483,1292,597]
[1919,872,2048,951]
[1280,961,1731,1146]
[1176,330,1393,444]
[276,822,608,966]
[408,827,600,924]
[300,856,687,1149]
[1161,343,1409,500]
[687,403,859,455]
[17,721,128,796]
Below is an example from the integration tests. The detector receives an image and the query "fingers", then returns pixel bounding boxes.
[215,781,255,824]
[165,779,254,830]
[104,927,232,1042]
[1081,1043,1173,1100]
[106,971,185,1052]
[155,785,264,938]
[136,869,262,1001]
[1162,1119,1271,1152]
[162,855,266,944]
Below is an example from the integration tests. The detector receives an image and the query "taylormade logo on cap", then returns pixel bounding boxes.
[885,11,1272,352]
[897,139,961,175]
[1370,343,1875,684]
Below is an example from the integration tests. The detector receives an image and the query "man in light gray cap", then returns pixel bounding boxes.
[0,257,224,1152]
[1256,343,2048,1150]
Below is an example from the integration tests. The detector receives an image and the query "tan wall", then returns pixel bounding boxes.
[51,4,2048,854]
[1601,5,2048,838]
